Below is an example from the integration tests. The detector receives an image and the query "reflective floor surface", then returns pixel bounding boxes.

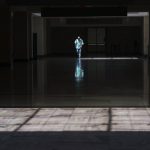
[0,57,150,150]
[0,57,149,107]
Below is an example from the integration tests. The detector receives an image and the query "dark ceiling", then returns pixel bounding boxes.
[6,0,150,6]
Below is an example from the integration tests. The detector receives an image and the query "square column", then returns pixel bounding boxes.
[144,15,149,56]
[0,5,11,64]
[13,11,32,60]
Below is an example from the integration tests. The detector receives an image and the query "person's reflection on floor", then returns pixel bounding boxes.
[75,58,84,82]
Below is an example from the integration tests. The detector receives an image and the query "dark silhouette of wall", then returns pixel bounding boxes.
[47,26,142,57]
[106,26,142,57]
[0,6,11,64]
[13,11,31,60]
[48,27,86,57]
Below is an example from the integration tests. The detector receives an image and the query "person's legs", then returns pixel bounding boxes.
[77,49,80,57]
[79,49,81,58]
[76,48,78,57]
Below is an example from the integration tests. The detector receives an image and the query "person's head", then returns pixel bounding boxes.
[78,36,80,39]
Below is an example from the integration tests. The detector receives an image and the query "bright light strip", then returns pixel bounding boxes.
[32,13,41,17]
[127,12,149,16]
[81,57,139,60]
[32,12,149,17]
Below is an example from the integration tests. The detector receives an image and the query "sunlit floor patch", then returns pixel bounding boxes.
[0,108,150,132]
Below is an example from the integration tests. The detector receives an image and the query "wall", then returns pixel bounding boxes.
[47,26,143,57]
[32,16,46,56]
[144,16,149,55]
[49,27,86,56]
[46,18,67,55]
[106,26,142,56]
[0,6,11,64]
[46,17,143,57]
[13,11,31,60]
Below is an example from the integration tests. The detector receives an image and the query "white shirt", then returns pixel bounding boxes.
[74,38,84,50]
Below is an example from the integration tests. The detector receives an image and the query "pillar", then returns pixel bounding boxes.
[0,5,11,64]
[143,15,149,56]
[32,15,46,56]
[13,11,32,60]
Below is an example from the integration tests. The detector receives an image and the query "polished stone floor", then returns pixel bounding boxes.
[0,108,150,132]
[0,57,149,107]
[0,108,150,150]
[0,57,150,149]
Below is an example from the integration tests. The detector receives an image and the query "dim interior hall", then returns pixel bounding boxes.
[0,1,150,150]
